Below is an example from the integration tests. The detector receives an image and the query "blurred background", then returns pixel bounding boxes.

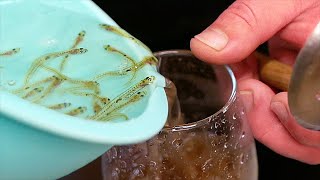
[62,0,320,179]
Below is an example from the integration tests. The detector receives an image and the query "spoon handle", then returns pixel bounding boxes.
[255,52,292,91]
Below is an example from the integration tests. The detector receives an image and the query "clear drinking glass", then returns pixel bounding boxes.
[101,50,258,180]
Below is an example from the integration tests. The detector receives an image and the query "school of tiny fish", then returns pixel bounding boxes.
[0,24,158,122]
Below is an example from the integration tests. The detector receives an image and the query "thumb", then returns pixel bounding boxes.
[190,0,314,64]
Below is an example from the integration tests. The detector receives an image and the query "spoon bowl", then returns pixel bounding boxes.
[288,22,320,130]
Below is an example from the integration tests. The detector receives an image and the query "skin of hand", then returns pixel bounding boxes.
[190,0,320,164]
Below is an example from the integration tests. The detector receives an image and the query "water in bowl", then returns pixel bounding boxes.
[0,0,164,122]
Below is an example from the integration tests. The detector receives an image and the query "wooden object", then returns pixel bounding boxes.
[255,52,292,91]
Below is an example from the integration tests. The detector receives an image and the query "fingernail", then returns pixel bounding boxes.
[270,101,288,123]
[195,28,229,51]
[240,90,254,113]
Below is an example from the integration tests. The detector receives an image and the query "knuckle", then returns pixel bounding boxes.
[226,1,258,29]
[293,0,320,14]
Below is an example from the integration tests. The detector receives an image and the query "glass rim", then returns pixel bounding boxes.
[153,49,237,132]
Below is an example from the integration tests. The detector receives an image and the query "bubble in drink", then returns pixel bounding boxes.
[232,113,237,120]
[230,125,235,131]
[171,138,183,148]
[240,109,245,115]
[201,158,214,172]
[221,118,227,124]
[239,153,245,165]
[119,160,127,169]
[148,161,157,167]
[241,132,246,139]
[215,122,220,128]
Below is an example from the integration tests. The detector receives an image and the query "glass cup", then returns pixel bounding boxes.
[101,50,258,180]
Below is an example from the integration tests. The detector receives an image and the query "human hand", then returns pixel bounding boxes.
[190,0,320,164]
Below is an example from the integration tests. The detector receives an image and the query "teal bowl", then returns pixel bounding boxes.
[0,0,168,179]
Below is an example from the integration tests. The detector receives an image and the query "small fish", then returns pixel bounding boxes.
[124,56,158,84]
[108,90,147,114]
[32,76,63,103]
[12,76,57,95]
[59,30,86,71]
[72,31,86,49]
[68,48,88,54]
[92,55,158,83]
[104,44,137,71]
[68,91,107,100]
[47,102,72,110]
[92,95,111,114]
[92,69,128,81]
[91,45,137,81]
[104,44,136,65]
[99,112,129,121]
[90,76,155,120]
[24,48,87,85]
[100,97,111,105]
[22,87,44,99]
[66,106,87,116]
[68,90,109,104]
[120,76,155,100]
[0,48,20,56]
[67,89,110,114]
[96,90,147,121]
[41,65,100,94]
[93,103,102,114]
[99,24,151,52]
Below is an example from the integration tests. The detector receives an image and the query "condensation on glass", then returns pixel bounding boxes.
[101,50,258,180]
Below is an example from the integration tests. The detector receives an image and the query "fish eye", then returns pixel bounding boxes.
[79,48,87,53]
[148,76,155,81]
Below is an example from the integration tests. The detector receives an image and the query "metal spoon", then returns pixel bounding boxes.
[288,22,320,130]
[256,22,320,130]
